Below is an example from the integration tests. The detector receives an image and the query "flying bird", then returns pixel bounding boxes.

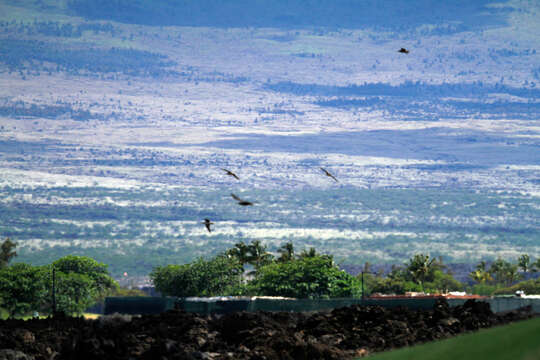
[398,48,409,54]
[202,218,214,232]
[222,168,240,180]
[231,193,254,206]
[320,167,338,182]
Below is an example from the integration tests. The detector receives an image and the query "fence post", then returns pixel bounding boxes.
[52,266,57,314]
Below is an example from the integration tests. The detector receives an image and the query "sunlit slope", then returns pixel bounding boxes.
[0,0,538,276]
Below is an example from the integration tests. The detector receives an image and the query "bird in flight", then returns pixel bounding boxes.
[231,193,254,206]
[320,167,338,182]
[202,218,214,232]
[398,48,409,54]
[222,168,240,180]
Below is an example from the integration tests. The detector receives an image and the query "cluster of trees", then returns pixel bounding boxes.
[0,101,94,121]
[152,240,540,299]
[3,235,539,318]
[266,80,540,99]
[363,254,463,295]
[469,255,540,295]
[315,97,540,120]
[151,240,361,299]
[0,238,118,318]
[0,38,178,78]
[0,20,116,38]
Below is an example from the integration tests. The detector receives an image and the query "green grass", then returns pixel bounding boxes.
[364,317,540,360]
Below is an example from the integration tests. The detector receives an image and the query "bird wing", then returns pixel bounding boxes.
[321,168,338,182]
[231,193,243,202]
[205,222,212,232]
[222,168,240,179]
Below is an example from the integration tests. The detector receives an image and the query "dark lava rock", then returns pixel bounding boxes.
[0,300,534,360]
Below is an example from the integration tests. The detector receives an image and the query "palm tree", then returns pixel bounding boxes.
[406,254,437,292]
[518,254,531,273]
[277,241,295,263]
[0,237,17,268]
[469,261,493,284]
[534,258,540,273]
[298,247,318,258]
[489,258,522,286]
[246,240,273,271]
[226,242,251,271]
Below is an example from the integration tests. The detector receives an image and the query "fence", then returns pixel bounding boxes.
[104,296,177,315]
[103,295,540,316]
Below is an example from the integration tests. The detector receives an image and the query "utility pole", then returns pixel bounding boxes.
[361,271,365,300]
[52,266,56,315]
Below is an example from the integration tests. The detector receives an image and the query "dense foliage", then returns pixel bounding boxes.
[0,252,118,318]
[150,255,243,297]
[0,263,49,318]
[0,238,17,268]
[151,241,361,298]
[492,278,540,295]
[249,255,360,298]
[52,255,118,302]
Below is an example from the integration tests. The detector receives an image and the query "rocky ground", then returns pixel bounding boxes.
[0,299,535,360]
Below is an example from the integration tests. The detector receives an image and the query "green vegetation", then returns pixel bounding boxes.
[250,255,360,298]
[0,263,49,318]
[151,240,361,299]
[150,255,243,297]
[1,236,538,320]
[364,317,540,360]
[0,237,17,268]
[467,255,540,295]
[363,255,463,296]
[492,278,540,296]
[0,250,118,318]
[149,244,539,298]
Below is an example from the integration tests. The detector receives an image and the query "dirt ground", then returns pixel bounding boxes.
[0,299,534,360]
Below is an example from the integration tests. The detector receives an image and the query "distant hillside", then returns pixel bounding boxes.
[67,0,509,30]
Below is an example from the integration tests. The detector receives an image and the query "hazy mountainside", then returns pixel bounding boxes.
[66,0,508,30]
[0,0,538,279]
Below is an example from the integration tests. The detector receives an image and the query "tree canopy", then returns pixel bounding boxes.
[0,237,17,268]
[0,263,48,318]
[0,255,118,317]
[249,255,360,299]
[150,254,243,297]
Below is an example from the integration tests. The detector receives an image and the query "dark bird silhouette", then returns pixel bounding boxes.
[320,167,338,182]
[222,168,240,180]
[231,193,254,206]
[398,48,409,54]
[202,218,214,232]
